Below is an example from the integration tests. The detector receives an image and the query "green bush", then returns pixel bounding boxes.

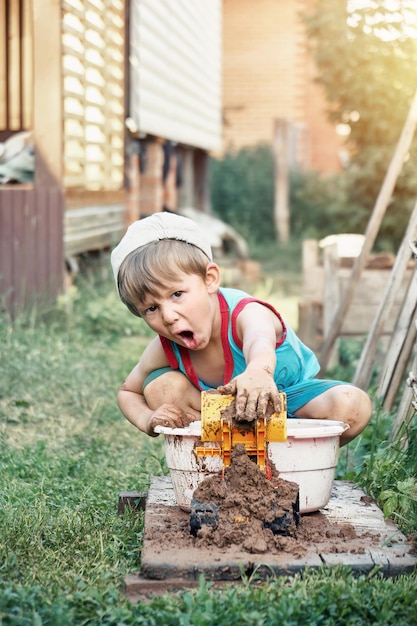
[210,144,275,245]
[211,144,415,253]
[289,169,352,238]
[210,145,356,248]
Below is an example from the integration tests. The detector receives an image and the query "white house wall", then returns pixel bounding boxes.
[129,0,222,152]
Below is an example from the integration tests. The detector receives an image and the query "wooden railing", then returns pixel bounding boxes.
[0,0,33,134]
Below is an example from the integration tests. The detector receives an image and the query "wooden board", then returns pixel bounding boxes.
[64,203,126,256]
[124,476,416,599]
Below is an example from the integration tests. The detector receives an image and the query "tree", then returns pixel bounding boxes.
[303,0,417,249]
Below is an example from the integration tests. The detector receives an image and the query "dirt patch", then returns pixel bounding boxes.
[191,444,299,553]
[145,501,380,561]
[186,444,365,557]
[144,475,382,562]
[150,445,383,560]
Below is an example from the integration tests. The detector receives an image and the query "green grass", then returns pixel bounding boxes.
[1,569,417,625]
[0,261,416,625]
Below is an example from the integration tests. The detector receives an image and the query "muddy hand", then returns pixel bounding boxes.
[148,403,195,433]
[217,376,282,421]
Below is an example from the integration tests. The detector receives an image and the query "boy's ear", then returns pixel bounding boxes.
[205,263,221,293]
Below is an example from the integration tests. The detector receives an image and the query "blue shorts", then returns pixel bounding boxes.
[282,378,345,417]
[143,367,346,417]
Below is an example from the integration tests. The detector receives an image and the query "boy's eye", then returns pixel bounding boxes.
[144,305,157,314]
[173,291,183,298]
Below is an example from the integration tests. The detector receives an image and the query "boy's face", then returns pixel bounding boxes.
[136,267,220,350]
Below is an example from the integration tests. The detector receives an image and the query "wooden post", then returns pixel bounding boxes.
[298,239,323,350]
[390,321,417,441]
[379,297,417,410]
[196,150,211,214]
[273,119,290,243]
[139,140,164,215]
[377,237,417,409]
[319,88,417,372]
[322,242,341,368]
[126,146,141,224]
[353,199,417,389]
[390,240,417,439]
[301,239,320,300]
[178,148,194,208]
[33,0,63,188]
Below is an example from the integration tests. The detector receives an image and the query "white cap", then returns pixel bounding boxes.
[110,212,213,283]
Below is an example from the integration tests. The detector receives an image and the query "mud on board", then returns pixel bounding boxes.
[136,476,416,582]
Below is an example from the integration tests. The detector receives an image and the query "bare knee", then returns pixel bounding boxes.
[330,386,372,445]
[144,370,201,417]
[296,385,372,446]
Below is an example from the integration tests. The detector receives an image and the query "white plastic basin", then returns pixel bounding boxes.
[268,419,349,513]
[155,418,348,514]
[154,421,222,511]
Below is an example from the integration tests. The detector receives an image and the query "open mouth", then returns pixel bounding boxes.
[177,330,198,349]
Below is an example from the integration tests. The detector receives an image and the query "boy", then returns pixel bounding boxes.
[111,212,372,446]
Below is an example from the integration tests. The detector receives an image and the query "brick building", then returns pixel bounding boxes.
[222,0,344,174]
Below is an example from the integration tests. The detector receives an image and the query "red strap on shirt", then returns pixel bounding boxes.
[230,297,287,349]
[159,335,179,369]
[218,291,234,384]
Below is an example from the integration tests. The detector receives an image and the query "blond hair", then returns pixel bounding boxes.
[117,239,210,316]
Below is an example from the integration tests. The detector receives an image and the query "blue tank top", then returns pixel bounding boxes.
[159,287,320,391]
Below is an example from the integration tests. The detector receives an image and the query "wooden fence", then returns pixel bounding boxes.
[298,237,414,362]
[0,187,64,317]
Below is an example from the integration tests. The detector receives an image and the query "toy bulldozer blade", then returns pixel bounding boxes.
[196,390,287,471]
[190,391,300,537]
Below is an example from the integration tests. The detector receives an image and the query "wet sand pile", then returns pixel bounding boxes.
[191,444,299,553]
[186,445,362,557]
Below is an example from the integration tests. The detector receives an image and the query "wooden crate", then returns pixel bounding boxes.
[298,238,414,350]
